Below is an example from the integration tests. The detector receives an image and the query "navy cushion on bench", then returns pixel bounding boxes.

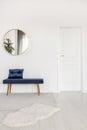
[8,69,24,79]
[3,78,44,84]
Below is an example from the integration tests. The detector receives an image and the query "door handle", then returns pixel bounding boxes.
[60,55,64,57]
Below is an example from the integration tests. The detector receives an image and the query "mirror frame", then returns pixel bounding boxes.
[3,29,29,56]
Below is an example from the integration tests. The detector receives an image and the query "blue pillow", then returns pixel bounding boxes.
[8,69,24,79]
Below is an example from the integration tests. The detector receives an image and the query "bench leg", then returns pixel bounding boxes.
[7,84,12,95]
[7,84,10,95]
[37,84,40,96]
[9,84,12,93]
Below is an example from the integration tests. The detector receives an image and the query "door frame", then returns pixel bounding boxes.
[57,26,83,92]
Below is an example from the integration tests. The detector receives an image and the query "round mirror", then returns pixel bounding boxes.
[3,29,29,55]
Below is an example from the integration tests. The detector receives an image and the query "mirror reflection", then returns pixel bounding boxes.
[3,29,29,55]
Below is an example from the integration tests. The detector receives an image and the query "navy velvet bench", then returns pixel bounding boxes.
[3,78,44,96]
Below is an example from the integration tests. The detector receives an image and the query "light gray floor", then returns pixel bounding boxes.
[0,92,87,130]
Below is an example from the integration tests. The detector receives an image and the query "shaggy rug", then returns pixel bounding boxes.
[2,103,60,127]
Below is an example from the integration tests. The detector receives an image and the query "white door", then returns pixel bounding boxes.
[59,27,82,91]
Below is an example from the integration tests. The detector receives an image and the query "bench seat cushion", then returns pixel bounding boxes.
[3,79,44,84]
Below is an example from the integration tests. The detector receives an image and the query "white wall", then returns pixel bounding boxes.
[0,0,87,93]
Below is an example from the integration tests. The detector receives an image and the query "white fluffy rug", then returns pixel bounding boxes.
[2,103,60,127]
